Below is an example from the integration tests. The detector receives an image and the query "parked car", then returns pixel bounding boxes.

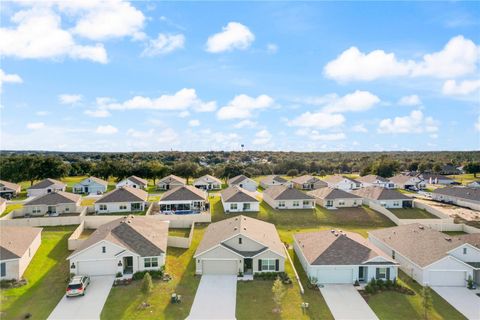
[66,275,90,297]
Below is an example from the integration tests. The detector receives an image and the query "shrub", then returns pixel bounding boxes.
[133,269,163,280]
[376,279,385,288]
[354,280,360,287]
[385,279,393,288]
[142,273,153,295]
[116,272,122,278]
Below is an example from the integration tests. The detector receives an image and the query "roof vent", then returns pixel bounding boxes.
[330,229,335,233]
[418,225,424,230]
[243,227,246,230]
[234,227,237,231]
[445,237,452,242]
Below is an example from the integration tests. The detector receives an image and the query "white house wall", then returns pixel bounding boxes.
[0,259,20,280]
[231,179,258,192]
[262,195,314,210]
[223,235,264,252]
[424,256,474,286]
[449,244,480,263]
[94,201,146,214]
[27,184,66,197]
[221,199,260,213]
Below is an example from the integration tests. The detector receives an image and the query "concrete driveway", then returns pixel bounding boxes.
[432,286,480,320]
[187,275,237,320]
[48,275,115,320]
[320,285,379,320]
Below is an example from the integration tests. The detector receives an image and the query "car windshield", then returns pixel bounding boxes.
[68,284,82,290]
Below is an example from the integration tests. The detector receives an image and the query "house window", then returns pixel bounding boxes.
[463,247,467,254]
[0,263,5,277]
[339,201,345,206]
[230,203,238,210]
[99,204,107,211]
[243,203,251,210]
[377,267,387,279]
[278,201,285,208]
[293,201,300,207]
[131,203,141,211]
[65,207,69,212]
[326,200,333,207]
[239,237,242,244]
[119,205,127,210]
[261,259,276,271]
[32,207,41,214]
[144,257,159,268]
[392,251,396,259]
[393,201,400,206]
[102,246,106,253]
[303,200,310,206]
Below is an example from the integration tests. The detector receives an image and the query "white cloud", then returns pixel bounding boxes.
[178,111,190,118]
[126,128,154,139]
[267,43,278,54]
[296,129,346,141]
[26,122,45,130]
[442,79,480,96]
[188,119,200,127]
[322,90,380,113]
[206,22,254,53]
[351,124,368,133]
[142,33,185,56]
[84,109,111,118]
[36,111,49,116]
[288,112,345,129]
[217,94,274,120]
[378,110,439,134]
[398,94,422,106]
[59,94,82,104]
[475,116,480,132]
[324,35,479,82]
[0,69,22,94]
[234,119,257,128]
[252,129,272,145]
[96,125,118,135]
[157,128,179,144]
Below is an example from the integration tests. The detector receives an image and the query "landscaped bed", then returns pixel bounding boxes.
[389,208,439,219]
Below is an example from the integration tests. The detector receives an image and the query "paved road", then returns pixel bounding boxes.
[187,275,237,320]
[320,284,379,320]
[432,286,480,320]
[48,275,114,320]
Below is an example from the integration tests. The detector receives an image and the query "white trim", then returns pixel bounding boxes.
[67,239,131,260]
[194,244,244,259]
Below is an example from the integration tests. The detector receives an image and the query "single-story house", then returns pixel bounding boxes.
[467,181,480,188]
[159,185,207,214]
[356,175,395,189]
[220,186,259,213]
[0,180,21,199]
[116,175,148,190]
[351,186,413,208]
[440,164,463,175]
[68,216,169,277]
[369,224,480,286]
[431,187,480,211]
[291,175,327,190]
[263,185,315,210]
[94,186,148,214]
[73,176,108,194]
[27,178,66,197]
[308,187,362,209]
[389,174,426,190]
[193,175,222,190]
[1,226,42,280]
[194,215,286,275]
[294,230,398,284]
[228,175,258,192]
[322,175,361,190]
[0,198,6,215]
[156,174,186,191]
[260,175,291,189]
[418,173,456,185]
[23,191,81,216]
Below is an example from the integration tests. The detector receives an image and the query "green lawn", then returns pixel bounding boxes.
[80,198,96,206]
[447,173,477,186]
[1,203,23,217]
[390,208,439,219]
[0,226,77,320]
[367,271,466,320]
[169,228,191,237]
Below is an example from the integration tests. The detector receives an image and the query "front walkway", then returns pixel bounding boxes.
[432,286,480,320]
[320,284,379,320]
[187,275,237,320]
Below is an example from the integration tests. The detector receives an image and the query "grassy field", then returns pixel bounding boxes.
[447,173,477,185]
[367,271,466,320]
[390,208,440,219]
[1,203,23,217]
[0,226,76,320]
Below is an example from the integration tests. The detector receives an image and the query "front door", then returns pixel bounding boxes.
[85,187,89,193]
[244,258,253,275]
[48,206,56,214]
[123,256,133,274]
[358,266,367,281]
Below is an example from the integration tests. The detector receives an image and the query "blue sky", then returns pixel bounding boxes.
[1,1,479,152]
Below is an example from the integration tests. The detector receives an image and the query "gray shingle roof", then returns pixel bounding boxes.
[157,175,186,185]
[308,187,361,200]
[323,175,360,185]
[291,175,323,185]
[261,175,288,185]
[160,185,206,202]
[221,186,258,203]
[25,191,81,206]
[193,174,222,185]
[351,186,411,201]
[389,174,417,185]
[95,186,148,204]
[77,176,108,186]
[28,178,66,190]
[356,175,390,184]
[228,175,255,186]
[432,187,480,202]
[264,185,314,200]
[0,226,42,259]
[127,176,148,186]
[0,180,21,192]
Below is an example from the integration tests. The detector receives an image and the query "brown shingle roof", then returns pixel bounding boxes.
[157,175,186,185]
[0,226,42,259]
[128,176,148,187]
[308,187,361,200]
[221,186,258,203]
[389,174,417,185]
[195,215,285,258]
[78,176,108,186]
[356,175,389,184]
[0,180,21,192]
[351,186,411,201]
[291,175,322,185]
[432,187,480,202]
[261,175,288,185]
[160,185,206,202]
[369,224,480,267]
[264,185,314,200]
[25,191,81,206]
[323,175,359,185]
[228,175,255,186]
[194,174,222,185]
[95,186,148,204]
[69,216,169,258]
[28,178,65,190]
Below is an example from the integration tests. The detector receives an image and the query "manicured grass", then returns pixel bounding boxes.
[367,271,466,320]
[447,173,477,186]
[0,226,77,320]
[11,191,28,201]
[1,203,23,217]
[169,228,191,238]
[80,198,96,206]
[148,195,161,202]
[390,208,439,219]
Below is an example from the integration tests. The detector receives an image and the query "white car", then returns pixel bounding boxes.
[66,275,90,297]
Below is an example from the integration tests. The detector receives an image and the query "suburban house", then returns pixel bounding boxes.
[68,216,169,277]
[418,173,456,185]
[308,187,362,209]
[0,198,6,215]
[27,178,66,197]
[263,185,315,210]
[431,187,480,211]
[94,186,148,214]
[467,181,480,188]
[356,175,395,189]
[194,215,286,275]
[322,175,361,190]
[259,175,291,189]
[228,175,258,192]
[291,175,327,190]
[352,186,413,208]
[440,164,463,175]
[156,174,186,191]
[116,175,148,190]
[193,174,222,190]
[369,224,480,286]
[294,230,398,284]
[72,176,108,194]
[159,185,207,214]
[0,180,21,199]
[220,186,259,213]
[389,174,425,190]
[0,226,42,280]
[23,191,82,216]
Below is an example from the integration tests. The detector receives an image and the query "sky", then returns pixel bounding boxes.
[1,1,479,152]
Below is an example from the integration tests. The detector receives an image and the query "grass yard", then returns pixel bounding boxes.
[169,228,191,238]
[1,203,23,217]
[367,271,466,320]
[390,208,439,219]
[0,226,77,320]
[80,198,96,206]
[447,173,477,185]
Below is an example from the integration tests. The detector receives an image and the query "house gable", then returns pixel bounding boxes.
[68,239,132,261]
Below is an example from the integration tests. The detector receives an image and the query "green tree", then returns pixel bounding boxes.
[272,277,286,313]
[422,286,432,320]
[148,161,168,185]
[173,162,199,183]
[464,162,480,178]
[432,163,442,174]
[286,169,299,177]
[142,272,153,295]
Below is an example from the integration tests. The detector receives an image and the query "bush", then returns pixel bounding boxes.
[254,272,288,281]
[116,272,122,278]
[142,273,153,295]
[133,269,164,280]
[376,279,385,289]
[354,280,360,287]
[385,279,393,288]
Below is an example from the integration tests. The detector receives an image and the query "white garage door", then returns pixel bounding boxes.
[315,268,353,284]
[202,260,237,275]
[78,260,117,276]
[428,270,466,286]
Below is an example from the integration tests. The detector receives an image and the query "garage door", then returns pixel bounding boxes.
[78,260,117,276]
[428,270,466,286]
[202,260,237,275]
[316,268,353,284]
